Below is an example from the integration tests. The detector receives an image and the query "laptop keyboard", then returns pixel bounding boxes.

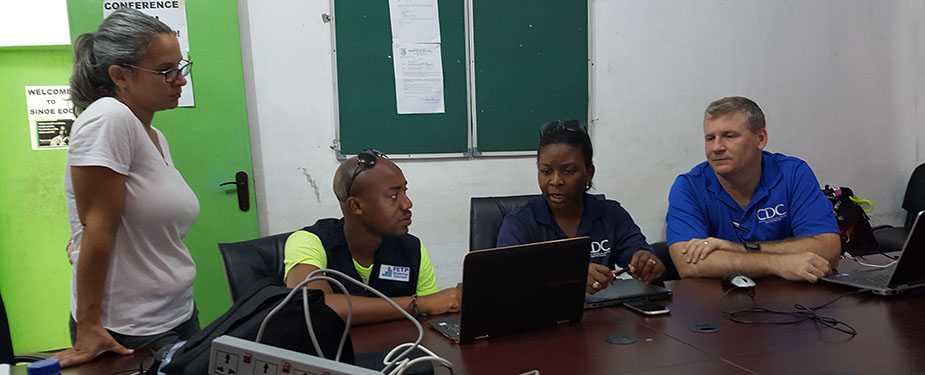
[432,318,461,339]
[853,269,893,287]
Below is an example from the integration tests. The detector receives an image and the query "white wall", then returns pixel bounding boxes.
[238,0,922,287]
[911,0,925,164]
[0,0,70,47]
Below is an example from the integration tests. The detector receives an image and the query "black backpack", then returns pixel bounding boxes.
[822,185,880,256]
[160,279,354,375]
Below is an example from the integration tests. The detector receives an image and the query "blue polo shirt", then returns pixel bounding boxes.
[497,194,653,268]
[666,151,838,246]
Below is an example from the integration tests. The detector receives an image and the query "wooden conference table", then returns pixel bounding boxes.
[24,259,925,374]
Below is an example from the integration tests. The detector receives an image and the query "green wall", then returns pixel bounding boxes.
[0,46,75,352]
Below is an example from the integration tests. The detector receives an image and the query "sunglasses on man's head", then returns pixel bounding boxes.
[345,149,387,197]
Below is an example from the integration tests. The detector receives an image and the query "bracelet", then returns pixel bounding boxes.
[409,294,426,318]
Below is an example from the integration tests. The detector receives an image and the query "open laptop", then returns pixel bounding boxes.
[822,210,925,295]
[430,237,590,344]
[584,278,672,309]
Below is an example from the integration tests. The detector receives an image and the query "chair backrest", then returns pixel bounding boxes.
[469,195,540,251]
[903,163,925,229]
[0,291,13,364]
[469,194,606,251]
[218,232,294,303]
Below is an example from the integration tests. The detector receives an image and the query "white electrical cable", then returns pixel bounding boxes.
[842,254,898,268]
[301,269,427,374]
[255,273,352,361]
[255,268,454,374]
[392,356,454,375]
[302,275,353,360]
[303,269,454,374]
[853,259,898,268]
[383,343,455,375]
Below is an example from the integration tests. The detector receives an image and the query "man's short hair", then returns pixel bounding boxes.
[704,96,766,132]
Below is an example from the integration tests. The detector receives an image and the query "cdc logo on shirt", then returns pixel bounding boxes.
[757,204,787,224]
[590,239,611,258]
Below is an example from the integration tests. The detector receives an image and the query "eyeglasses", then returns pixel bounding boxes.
[540,119,585,135]
[121,59,192,83]
[345,149,387,197]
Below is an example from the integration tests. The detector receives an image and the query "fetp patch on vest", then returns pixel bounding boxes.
[379,264,411,282]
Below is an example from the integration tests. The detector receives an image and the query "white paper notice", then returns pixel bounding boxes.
[389,0,444,114]
[25,86,76,150]
[393,43,445,114]
[388,0,441,43]
[103,0,195,107]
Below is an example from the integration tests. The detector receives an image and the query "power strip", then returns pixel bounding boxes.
[209,335,380,375]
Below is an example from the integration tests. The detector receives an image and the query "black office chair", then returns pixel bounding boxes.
[873,163,925,252]
[469,194,539,251]
[1,291,13,364]
[218,232,294,303]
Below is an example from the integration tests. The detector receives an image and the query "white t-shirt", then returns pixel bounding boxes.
[65,97,199,336]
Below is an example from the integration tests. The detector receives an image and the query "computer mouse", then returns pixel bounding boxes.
[723,274,756,289]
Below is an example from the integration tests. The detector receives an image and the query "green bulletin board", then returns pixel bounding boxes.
[472,0,589,153]
[333,0,469,156]
[333,0,588,156]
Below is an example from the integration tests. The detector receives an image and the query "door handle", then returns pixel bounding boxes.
[219,171,250,212]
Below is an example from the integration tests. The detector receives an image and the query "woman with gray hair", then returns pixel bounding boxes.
[57,8,198,367]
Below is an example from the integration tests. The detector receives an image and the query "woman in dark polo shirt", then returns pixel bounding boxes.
[497,120,665,295]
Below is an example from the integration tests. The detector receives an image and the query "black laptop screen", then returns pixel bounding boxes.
[889,211,925,287]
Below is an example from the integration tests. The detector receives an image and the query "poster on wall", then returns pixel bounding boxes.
[103,0,195,107]
[25,86,75,150]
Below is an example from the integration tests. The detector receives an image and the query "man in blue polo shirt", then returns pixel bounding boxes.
[666,97,841,282]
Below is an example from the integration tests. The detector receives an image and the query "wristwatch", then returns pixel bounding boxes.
[744,241,761,252]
